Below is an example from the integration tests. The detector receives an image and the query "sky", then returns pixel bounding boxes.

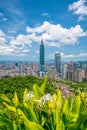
[0,0,87,62]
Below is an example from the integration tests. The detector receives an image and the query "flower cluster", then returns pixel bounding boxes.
[40,93,52,102]
[26,91,34,100]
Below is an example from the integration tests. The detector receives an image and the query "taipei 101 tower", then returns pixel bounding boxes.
[39,39,44,72]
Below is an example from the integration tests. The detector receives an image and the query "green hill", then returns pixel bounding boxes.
[0,75,86,101]
[0,76,55,101]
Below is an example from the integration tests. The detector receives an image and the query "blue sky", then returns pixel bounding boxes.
[0,0,87,61]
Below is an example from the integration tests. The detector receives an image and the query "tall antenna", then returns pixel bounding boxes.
[41,37,43,45]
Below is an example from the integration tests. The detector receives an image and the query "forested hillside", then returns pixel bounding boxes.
[0,76,55,100]
[0,75,87,100]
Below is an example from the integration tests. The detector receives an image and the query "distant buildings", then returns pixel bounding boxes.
[0,62,39,78]
[47,67,58,80]
[55,53,61,74]
[62,61,87,82]
[0,40,87,82]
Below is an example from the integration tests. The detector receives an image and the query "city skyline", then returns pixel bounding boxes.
[0,0,87,61]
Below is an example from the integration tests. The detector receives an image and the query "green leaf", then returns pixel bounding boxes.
[24,118,45,130]
[68,111,87,130]
[23,88,28,105]
[72,95,81,115]
[18,104,38,123]
[27,101,39,123]
[13,92,19,107]
[3,102,16,112]
[63,98,71,122]
[33,83,40,99]
[70,95,81,123]
[12,122,18,130]
[57,89,62,111]
[75,111,87,129]
[83,118,87,128]
[40,75,48,95]
[1,94,11,103]
[0,118,13,130]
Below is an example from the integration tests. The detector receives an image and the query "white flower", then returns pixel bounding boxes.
[26,91,34,100]
[40,94,52,102]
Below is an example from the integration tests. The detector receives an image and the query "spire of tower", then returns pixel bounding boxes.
[41,38,43,45]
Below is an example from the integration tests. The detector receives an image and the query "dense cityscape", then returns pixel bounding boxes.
[0,39,87,82]
[0,0,87,129]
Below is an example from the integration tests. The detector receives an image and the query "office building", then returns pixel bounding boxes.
[66,61,75,81]
[39,39,44,71]
[76,69,85,82]
[55,53,61,74]
[68,61,74,71]
[61,64,68,79]
[47,67,58,80]
[38,39,48,77]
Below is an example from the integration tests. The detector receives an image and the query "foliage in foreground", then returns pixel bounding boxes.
[0,76,55,101]
[0,76,87,130]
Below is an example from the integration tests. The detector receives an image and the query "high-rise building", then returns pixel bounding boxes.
[68,61,74,71]
[38,39,48,77]
[76,69,85,82]
[61,64,68,79]
[65,61,75,81]
[66,70,75,81]
[47,67,58,80]
[39,39,44,71]
[55,53,61,73]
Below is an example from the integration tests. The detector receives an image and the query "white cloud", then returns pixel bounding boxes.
[0,43,30,56]
[33,55,36,58]
[0,30,6,37]
[0,45,14,55]
[22,49,30,53]
[36,50,39,54]
[10,34,33,45]
[0,13,8,21]
[41,13,49,16]
[61,52,87,58]
[26,21,87,46]
[0,30,30,56]
[3,18,8,21]
[69,0,87,21]
[0,21,87,58]
[0,13,4,16]
[26,21,50,33]
[8,30,17,34]
[0,30,7,44]
[48,52,87,60]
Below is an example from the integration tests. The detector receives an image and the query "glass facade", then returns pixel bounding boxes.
[39,40,44,71]
[55,53,61,73]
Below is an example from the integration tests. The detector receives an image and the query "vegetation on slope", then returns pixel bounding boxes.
[0,76,55,101]
[0,75,87,101]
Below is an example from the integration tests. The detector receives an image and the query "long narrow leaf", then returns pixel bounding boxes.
[40,76,48,95]
[0,118,13,130]
[3,102,16,112]
[33,84,40,99]
[24,118,45,130]
[13,92,19,107]
[1,94,11,103]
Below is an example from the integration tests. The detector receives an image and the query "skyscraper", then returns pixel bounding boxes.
[55,53,61,73]
[39,39,44,71]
